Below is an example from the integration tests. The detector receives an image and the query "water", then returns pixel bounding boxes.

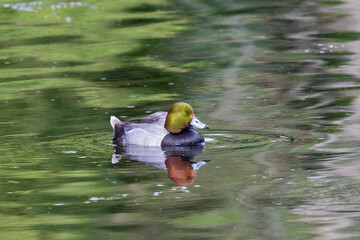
[1,0,360,239]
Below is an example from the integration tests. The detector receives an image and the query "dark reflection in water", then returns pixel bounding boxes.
[0,34,84,49]
[0,57,90,69]
[112,144,210,185]
[111,18,173,28]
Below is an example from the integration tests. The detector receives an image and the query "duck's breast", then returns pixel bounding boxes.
[161,127,205,146]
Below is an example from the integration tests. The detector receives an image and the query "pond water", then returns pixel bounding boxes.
[1,0,360,239]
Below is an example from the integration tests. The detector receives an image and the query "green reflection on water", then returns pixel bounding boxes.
[313,31,360,42]
[319,0,344,6]
[1,0,360,239]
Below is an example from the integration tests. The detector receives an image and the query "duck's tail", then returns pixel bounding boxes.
[110,116,121,129]
[110,116,125,142]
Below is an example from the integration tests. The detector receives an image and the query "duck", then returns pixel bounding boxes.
[110,102,209,146]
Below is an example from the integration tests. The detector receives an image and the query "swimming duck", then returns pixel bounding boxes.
[110,102,209,146]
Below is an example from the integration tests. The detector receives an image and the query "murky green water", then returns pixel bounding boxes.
[1,0,360,239]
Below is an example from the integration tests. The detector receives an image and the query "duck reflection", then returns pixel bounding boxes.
[112,145,209,185]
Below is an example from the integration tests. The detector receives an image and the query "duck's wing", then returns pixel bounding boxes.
[123,112,169,146]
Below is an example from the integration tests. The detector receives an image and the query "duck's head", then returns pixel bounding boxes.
[165,102,209,134]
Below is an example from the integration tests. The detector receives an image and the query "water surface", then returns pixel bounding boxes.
[1,0,360,239]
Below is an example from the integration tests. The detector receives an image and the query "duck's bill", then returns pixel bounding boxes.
[190,116,210,129]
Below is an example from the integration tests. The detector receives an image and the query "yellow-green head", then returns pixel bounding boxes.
[165,102,209,134]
